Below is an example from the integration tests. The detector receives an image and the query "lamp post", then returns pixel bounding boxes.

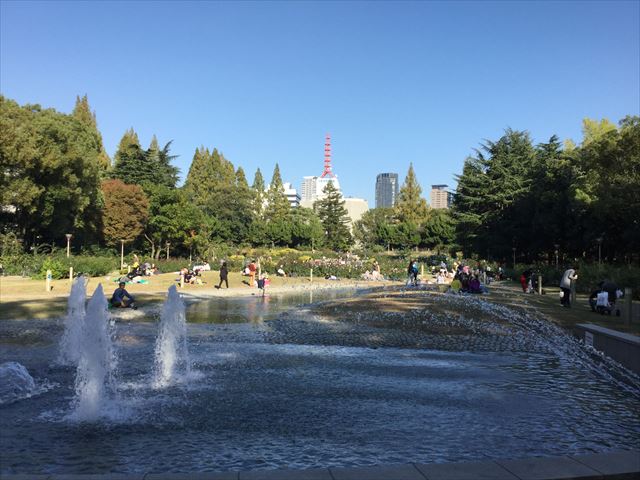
[120,240,125,270]
[166,242,170,260]
[512,247,516,270]
[596,237,603,264]
[554,244,559,269]
[65,234,72,258]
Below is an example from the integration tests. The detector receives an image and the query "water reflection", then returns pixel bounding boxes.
[186,288,353,324]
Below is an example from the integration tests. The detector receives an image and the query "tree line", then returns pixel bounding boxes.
[0,95,358,257]
[1,94,637,264]
[452,118,639,264]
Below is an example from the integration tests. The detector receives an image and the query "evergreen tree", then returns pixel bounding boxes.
[72,94,111,171]
[315,181,353,251]
[422,209,455,253]
[251,168,266,220]
[184,147,213,209]
[144,136,179,189]
[112,128,152,185]
[395,163,429,224]
[265,163,291,221]
[353,208,396,250]
[452,157,486,256]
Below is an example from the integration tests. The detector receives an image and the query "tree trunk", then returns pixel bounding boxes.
[144,234,155,260]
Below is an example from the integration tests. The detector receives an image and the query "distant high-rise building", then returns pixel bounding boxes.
[300,134,341,208]
[282,182,301,208]
[343,197,369,229]
[430,184,453,209]
[375,173,399,208]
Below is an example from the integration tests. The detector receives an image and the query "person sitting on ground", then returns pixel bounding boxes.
[111,282,136,309]
[589,282,603,312]
[216,261,229,289]
[468,275,482,294]
[449,275,462,294]
[436,271,446,285]
[276,265,286,277]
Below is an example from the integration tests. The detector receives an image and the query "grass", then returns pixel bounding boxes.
[488,281,640,336]
[1,273,637,338]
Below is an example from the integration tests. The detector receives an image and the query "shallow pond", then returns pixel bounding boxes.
[1,288,639,474]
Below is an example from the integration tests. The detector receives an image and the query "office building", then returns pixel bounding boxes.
[344,197,369,228]
[430,184,454,209]
[375,173,399,208]
[282,182,301,208]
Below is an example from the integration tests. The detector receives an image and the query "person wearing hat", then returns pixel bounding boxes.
[111,281,136,308]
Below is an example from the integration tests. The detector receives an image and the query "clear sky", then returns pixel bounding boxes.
[1,0,638,205]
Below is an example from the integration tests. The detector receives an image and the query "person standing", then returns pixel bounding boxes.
[559,266,578,308]
[248,260,257,287]
[216,261,229,289]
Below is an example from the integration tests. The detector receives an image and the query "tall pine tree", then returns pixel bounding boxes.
[251,168,266,220]
[395,163,429,224]
[72,94,111,171]
[265,163,291,220]
[315,181,353,251]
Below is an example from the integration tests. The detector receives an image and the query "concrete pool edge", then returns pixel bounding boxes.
[2,449,638,480]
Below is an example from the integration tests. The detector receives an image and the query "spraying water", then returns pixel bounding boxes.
[70,284,117,421]
[153,285,190,387]
[58,276,87,366]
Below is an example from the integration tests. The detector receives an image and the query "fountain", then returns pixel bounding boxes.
[0,362,37,404]
[153,285,190,387]
[69,284,117,421]
[1,286,639,474]
[57,276,87,366]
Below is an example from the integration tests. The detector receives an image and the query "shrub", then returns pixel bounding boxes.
[71,256,116,277]
[155,258,188,273]
[37,257,68,279]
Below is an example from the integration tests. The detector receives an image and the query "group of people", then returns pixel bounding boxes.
[519,268,540,294]
[448,263,486,294]
[588,280,623,315]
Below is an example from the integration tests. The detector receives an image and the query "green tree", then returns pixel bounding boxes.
[101,179,149,246]
[251,168,266,220]
[72,94,111,171]
[265,163,291,221]
[144,184,208,259]
[353,208,397,250]
[0,96,104,248]
[289,207,324,248]
[581,118,617,146]
[112,128,150,185]
[395,163,429,225]
[144,135,180,189]
[422,209,455,253]
[451,157,486,256]
[315,181,353,251]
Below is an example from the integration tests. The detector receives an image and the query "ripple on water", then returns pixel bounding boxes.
[1,289,639,474]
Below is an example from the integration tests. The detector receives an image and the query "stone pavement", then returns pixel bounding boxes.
[2,450,638,480]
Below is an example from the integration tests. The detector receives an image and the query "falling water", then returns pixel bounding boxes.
[153,285,190,388]
[69,284,117,421]
[57,276,87,366]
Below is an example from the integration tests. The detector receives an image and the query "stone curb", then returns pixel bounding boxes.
[2,450,638,480]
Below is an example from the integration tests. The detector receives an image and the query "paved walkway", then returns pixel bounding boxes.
[2,450,638,480]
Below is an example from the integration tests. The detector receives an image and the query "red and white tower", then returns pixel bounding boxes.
[321,134,335,178]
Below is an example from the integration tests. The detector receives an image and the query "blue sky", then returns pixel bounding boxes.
[1,0,638,205]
